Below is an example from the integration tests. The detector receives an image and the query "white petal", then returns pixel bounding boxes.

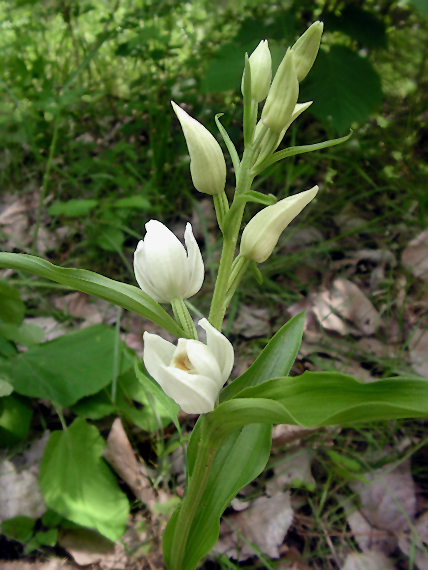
[198,318,234,383]
[183,223,204,298]
[134,241,166,303]
[160,367,219,414]
[185,340,223,387]
[143,221,188,301]
[143,332,176,381]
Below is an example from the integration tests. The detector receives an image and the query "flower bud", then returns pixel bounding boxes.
[292,21,323,81]
[261,49,299,133]
[240,186,318,263]
[241,40,272,103]
[134,220,204,303]
[143,318,234,414]
[172,101,226,195]
[274,101,313,150]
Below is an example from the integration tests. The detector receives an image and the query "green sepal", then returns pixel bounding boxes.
[252,130,353,174]
[249,260,263,284]
[0,253,185,338]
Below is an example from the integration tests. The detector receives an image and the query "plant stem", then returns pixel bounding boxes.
[32,113,60,252]
[170,417,219,570]
[208,146,255,330]
[171,298,198,339]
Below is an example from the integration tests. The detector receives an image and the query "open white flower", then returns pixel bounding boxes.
[143,318,234,414]
[134,220,204,303]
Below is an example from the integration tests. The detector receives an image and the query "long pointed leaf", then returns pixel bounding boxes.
[252,130,352,174]
[0,253,185,338]
[215,114,240,180]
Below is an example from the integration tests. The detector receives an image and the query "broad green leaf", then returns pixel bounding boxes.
[221,312,305,401]
[39,418,129,541]
[72,368,174,432]
[324,6,387,49]
[1,516,35,543]
[409,0,428,15]
[0,394,32,446]
[300,46,383,133]
[135,361,180,430]
[0,281,25,325]
[2,325,131,407]
[114,195,151,210]
[163,314,306,570]
[35,528,58,547]
[0,378,13,397]
[96,228,125,252]
[0,253,184,338]
[48,199,98,217]
[0,322,44,346]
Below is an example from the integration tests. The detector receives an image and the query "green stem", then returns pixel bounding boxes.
[213,192,229,232]
[170,417,219,570]
[32,113,60,252]
[171,298,198,339]
[208,146,255,330]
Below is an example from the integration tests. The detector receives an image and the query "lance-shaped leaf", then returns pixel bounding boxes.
[208,372,428,440]
[252,130,352,175]
[0,253,185,338]
[162,313,305,570]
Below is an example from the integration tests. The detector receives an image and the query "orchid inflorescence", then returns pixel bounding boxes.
[134,22,326,415]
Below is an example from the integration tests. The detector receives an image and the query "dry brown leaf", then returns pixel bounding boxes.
[54,292,103,326]
[0,562,75,570]
[58,527,127,568]
[0,460,46,522]
[271,425,315,450]
[342,551,395,570]
[232,306,271,338]
[330,279,379,335]
[397,511,428,570]
[213,491,294,560]
[266,449,315,495]
[402,229,428,281]
[103,418,157,505]
[282,226,323,253]
[409,328,428,378]
[348,459,416,554]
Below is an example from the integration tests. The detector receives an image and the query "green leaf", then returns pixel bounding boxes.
[324,6,387,48]
[210,373,428,439]
[0,253,185,338]
[2,325,131,407]
[215,114,240,180]
[163,314,306,570]
[39,418,129,541]
[252,131,353,175]
[0,281,25,325]
[202,42,245,93]
[220,312,305,401]
[1,516,35,543]
[300,46,383,133]
[114,195,151,210]
[96,228,125,252]
[0,322,45,346]
[409,0,428,15]
[35,528,58,547]
[48,199,98,217]
[135,361,180,430]
[0,394,32,446]
[0,378,13,397]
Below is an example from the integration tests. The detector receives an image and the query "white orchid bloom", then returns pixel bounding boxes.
[143,318,234,414]
[134,220,204,303]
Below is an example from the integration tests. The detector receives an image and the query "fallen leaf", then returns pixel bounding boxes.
[54,292,103,326]
[0,562,75,570]
[213,491,294,560]
[267,449,315,495]
[397,511,428,570]
[271,424,315,450]
[348,459,416,554]
[58,527,127,568]
[342,550,395,570]
[0,460,46,522]
[232,306,271,338]
[23,317,69,342]
[409,327,428,378]
[103,418,157,505]
[283,226,323,253]
[402,228,428,281]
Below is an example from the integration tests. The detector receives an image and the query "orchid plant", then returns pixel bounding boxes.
[1,22,428,570]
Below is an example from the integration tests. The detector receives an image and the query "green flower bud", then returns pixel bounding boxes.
[172,101,226,196]
[240,186,318,263]
[261,49,299,133]
[292,21,323,81]
[241,40,272,103]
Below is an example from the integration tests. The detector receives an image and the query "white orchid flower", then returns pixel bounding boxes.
[134,220,204,304]
[143,318,234,414]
